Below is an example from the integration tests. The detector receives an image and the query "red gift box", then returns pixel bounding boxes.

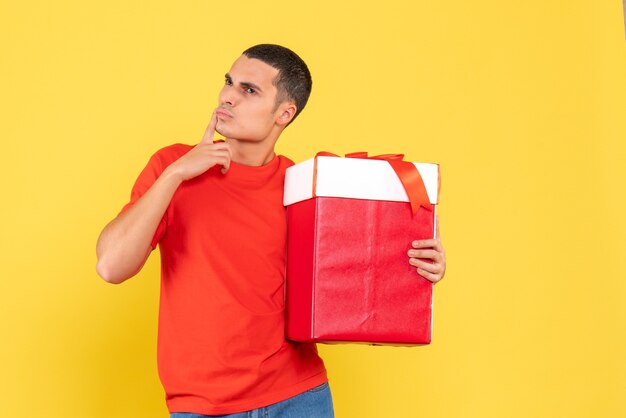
[283,153,440,346]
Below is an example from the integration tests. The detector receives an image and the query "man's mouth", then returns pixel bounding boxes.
[216,108,233,119]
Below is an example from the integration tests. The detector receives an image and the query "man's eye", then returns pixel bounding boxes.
[225,78,232,85]
[245,88,256,94]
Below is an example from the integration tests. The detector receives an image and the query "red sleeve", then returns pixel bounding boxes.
[117,150,168,250]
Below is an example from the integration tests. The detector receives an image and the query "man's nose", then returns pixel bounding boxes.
[219,87,236,107]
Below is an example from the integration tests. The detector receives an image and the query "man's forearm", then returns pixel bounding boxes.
[96,167,183,284]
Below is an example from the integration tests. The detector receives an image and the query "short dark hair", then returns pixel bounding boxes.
[242,44,312,124]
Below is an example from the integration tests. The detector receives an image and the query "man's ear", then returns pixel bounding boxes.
[276,102,297,127]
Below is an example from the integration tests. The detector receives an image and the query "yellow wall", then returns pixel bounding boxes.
[1,1,624,417]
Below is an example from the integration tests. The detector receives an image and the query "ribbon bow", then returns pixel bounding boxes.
[315,151,433,216]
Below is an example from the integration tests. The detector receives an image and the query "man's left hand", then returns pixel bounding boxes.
[407,218,446,283]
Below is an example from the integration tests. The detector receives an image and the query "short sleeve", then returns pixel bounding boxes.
[117,150,168,250]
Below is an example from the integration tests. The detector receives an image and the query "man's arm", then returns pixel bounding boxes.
[96,168,183,284]
[96,111,231,284]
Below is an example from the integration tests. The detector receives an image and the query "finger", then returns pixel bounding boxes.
[211,146,232,161]
[416,267,442,283]
[412,239,444,253]
[209,141,232,159]
[407,249,438,260]
[206,146,231,157]
[220,156,231,174]
[412,239,439,249]
[200,110,218,144]
[211,154,229,165]
[410,258,440,273]
[208,141,230,150]
[217,141,233,160]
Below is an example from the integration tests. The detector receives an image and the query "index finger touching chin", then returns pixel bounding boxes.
[200,110,218,144]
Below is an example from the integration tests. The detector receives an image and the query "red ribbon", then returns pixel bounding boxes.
[314,151,433,216]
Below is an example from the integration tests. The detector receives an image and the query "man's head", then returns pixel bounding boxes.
[242,44,312,125]
[216,44,312,144]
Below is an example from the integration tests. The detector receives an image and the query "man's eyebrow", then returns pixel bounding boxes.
[224,73,263,93]
[240,81,263,93]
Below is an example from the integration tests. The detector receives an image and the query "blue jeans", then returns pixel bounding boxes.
[169,381,335,418]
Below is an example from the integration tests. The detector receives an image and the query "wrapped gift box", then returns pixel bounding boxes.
[283,153,440,346]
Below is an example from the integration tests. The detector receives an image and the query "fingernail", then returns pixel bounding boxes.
[413,241,419,247]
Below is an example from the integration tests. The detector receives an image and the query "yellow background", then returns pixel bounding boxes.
[1,1,625,417]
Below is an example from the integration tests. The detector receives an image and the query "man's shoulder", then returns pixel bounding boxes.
[278,155,296,168]
[154,142,193,158]
[148,143,193,166]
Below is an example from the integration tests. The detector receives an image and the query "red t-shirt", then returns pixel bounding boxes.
[118,143,327,414]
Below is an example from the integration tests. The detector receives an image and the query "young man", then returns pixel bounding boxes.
[96,44,446,418]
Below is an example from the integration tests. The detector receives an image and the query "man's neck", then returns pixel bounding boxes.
[225,137,277,166]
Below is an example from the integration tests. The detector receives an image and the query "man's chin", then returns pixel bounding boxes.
[215,124,227,138]
[215,126,261,143]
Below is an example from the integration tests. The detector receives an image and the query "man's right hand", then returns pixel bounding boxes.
[166,110,232,182]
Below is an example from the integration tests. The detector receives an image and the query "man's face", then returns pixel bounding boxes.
[215,55,290,142]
